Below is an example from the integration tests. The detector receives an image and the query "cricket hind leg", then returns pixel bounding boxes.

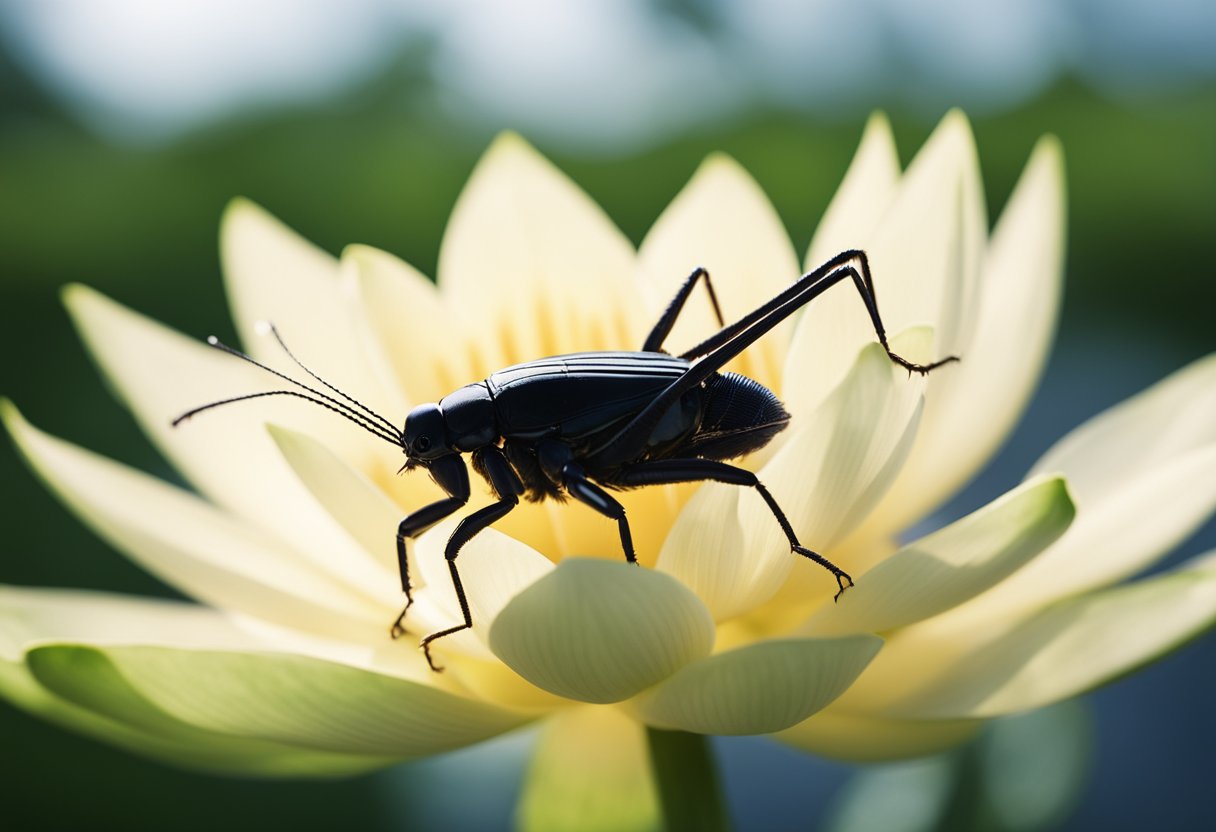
[537,439,637,563]
[679,249,957,375]
[616,458,853,599]
[592,253,957,469]
[642,266,726,353]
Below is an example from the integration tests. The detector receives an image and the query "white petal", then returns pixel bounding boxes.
[628,635,881,735]
[0,585,254,659]
[517,706,660,832]
[489,559,715,703]
[806,113,902,269]
[659,329,927,620]
[883,560,1216,718]
[952,446,1216,624]
[785,110,984,420]
[638,153,800,389]
[802,476,1074,637]
[777,709,979,763]
[1030,353,1216,501]
[862,136,1066,533]
[0,588,397,777]
[437,132,638,370]
[344,244,471,406]
[942,356,1216,620]
[787,113,901,418]
[220,199,396,417]
[62,286,393,597]
[4,403,386,641]
[31,643,530,757]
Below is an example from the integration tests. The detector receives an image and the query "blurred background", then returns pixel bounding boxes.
[0,1,1212,830]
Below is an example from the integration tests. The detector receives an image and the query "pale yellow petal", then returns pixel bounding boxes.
[63,286,394,594]
[267,423,405,583]
[890,564,1216,718]
[948,445,1216,624]
[802,476,1074,636]
[344,244,473,405]
[4,403,387,641]
[806,112,902,269]
[637,153,800,389]
[628,635,881,735]
[437,132,637,370]
[659,330,928,621]
[489,559,715,703]
[787,113,901,418]
[941,355,1216,620]
[220,199,396,417]
[1030,353,1216,501]
[862,136,1066,533]
[410,518,554,661]
[785,110,984,420]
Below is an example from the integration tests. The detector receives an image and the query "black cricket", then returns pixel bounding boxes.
[174,249,955,671]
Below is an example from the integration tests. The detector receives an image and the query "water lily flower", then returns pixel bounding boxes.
[3,112,1214,827]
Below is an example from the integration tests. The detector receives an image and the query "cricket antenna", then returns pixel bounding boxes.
[171,327,404,449]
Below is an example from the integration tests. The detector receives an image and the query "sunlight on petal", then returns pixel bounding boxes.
[866,136,1066,533]
[4,403,389,640]
[891,562,1216,718]
[344,244,472,406]
[788,113,901,419]
[221,199,396,418]
[638,153,800,389]
[62,286,393,590]
[438,132,637,369]
[32,644,529,757]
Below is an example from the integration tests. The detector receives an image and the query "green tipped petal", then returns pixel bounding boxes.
[803,476,1075,636]
[31,643,529,757]
[629,635,881,735]
[489,559,714,704]
[893,558,1216,718]
[0,587,393,777]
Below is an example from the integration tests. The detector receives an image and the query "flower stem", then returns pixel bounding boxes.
[645,727,730,832]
